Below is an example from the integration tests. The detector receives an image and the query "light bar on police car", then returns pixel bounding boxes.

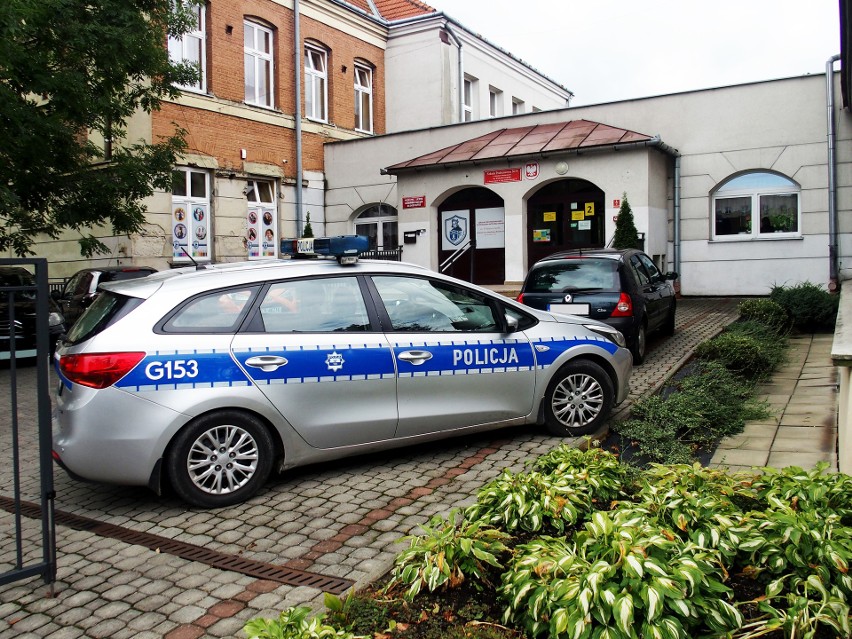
[280,235,369,263]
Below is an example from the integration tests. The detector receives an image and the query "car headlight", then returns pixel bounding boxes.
[584,324,626,348]
[49,312,64,327]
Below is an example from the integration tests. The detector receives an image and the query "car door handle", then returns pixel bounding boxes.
[397,350,433,365]
[244,355,289,372]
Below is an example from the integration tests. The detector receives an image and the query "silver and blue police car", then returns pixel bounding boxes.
[53,236,632,508]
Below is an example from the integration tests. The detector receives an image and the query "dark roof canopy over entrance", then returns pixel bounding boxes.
[384,120,669,174]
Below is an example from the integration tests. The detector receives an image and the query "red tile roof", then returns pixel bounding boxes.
[343,0,373,13]
[371,0,436,20]
[385,120,656,172]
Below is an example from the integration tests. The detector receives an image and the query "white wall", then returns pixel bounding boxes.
[384,16,571,132]
[326,74,852,296]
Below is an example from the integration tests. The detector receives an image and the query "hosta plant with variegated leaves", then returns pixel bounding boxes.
[384,508,510,601]
[499,510,742,639]
[244,605,365,639]
[464,469,593,534]
[531,443,631,504]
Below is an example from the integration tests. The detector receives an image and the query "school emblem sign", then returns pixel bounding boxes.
[445,215,468,246]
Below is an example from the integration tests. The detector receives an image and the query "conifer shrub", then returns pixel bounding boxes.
[769,282,838,331]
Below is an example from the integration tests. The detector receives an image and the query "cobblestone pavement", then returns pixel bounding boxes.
[0,297,741,639]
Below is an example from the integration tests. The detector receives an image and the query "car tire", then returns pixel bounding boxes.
[630,321,647,365]
[663,301,676,336]
[167,410,275,508]
[543,360,614,437]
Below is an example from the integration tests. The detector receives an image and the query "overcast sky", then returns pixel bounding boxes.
[426,0,841,106]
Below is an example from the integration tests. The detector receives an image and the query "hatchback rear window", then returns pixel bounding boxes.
[104,269,156,283]
[64,292,142,345]
[526,260,620,293]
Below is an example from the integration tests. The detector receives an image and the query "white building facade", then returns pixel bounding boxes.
[325,73,852,297]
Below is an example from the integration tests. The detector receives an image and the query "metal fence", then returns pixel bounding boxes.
[0,258,57,592]
[361,246,403,261]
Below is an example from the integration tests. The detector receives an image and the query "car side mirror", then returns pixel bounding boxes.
[504,314,519,333]
[664,271,679,281]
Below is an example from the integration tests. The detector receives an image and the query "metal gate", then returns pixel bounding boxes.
[0,258,57,591]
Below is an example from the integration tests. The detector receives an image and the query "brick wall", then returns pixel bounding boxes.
[153,0,385,175]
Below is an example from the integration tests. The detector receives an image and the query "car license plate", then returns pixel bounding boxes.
[549,303,590,316]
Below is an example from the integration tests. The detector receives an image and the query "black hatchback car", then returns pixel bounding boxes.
[517,249,678,364]
[1,266,66,361]
[53,265,157,328]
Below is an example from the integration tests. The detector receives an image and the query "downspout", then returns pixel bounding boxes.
[827,53,841,291]
[443,22,464,122]
[294,0,304,236]
[673,155,681,280]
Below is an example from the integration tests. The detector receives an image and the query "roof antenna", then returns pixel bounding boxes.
[180,246,207,270]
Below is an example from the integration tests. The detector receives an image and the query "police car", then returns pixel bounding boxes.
[53,236,632,508]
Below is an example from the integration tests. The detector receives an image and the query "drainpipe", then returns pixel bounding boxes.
[673,155,681,278]
[827,53,841,291]
[444,22,464,122]
[294,0,304,236]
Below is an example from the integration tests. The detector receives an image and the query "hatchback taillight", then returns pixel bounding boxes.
[610,293,633,317]
[59,352,145,389]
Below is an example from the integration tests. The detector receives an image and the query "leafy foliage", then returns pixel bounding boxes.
[611,193,640,250]
[499,510,741,639]
[385,509,510,601]
[0,0,199,255]
[770,282,839,331]
[244,605,365,639]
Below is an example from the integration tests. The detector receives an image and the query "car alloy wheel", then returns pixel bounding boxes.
[543,360,614,436]
[167,410,274,508]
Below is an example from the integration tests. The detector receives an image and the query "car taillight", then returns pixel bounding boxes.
[516,293,525,304]
[59,352,145,389]
[610,293,633,318]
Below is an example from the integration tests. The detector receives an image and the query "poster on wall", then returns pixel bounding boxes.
[189,204,209,259]
[475,207,505,249]
[246,207,277,259]
[533,229,551,242]
[441,210,470,251]
[173,202,210,260]
[172,203,189,259]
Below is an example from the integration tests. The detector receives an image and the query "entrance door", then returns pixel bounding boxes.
[527,179,605,265]
[438,188,505,285]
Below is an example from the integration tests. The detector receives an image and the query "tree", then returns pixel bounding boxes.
[302,212,314,238]
[612,193,640,250]
[0,0,201,256]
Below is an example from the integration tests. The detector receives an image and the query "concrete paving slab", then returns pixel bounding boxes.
[716,436,775,451]
[709,448,770,467]
[767,451,837,471]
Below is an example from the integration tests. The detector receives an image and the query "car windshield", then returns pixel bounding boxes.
[527,259,620,293]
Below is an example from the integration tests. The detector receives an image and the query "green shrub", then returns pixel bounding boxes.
[769,282,839,331]
[532,444,629,503]
[694,325,785,379]
[244,606,365,639]
[499,511,742,639]
[737,298,789,333]
[465,469,592,534]
[385,509,509,601]
[616,361,770,465]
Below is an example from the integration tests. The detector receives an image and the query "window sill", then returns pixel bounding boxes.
[709,234,803,243]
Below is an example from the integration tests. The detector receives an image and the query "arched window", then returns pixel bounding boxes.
[712,171,800,239]
[355,204,397,250]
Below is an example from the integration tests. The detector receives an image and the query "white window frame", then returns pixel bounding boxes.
[305,44,328,122]
[711,171,801,241]
[463,77,473,121]
[488,87,502,118]
[172,168,211,262]
[354,63,373,133]
[168,2,206,93]
[244,21,274,108]
[512,97,524,115]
